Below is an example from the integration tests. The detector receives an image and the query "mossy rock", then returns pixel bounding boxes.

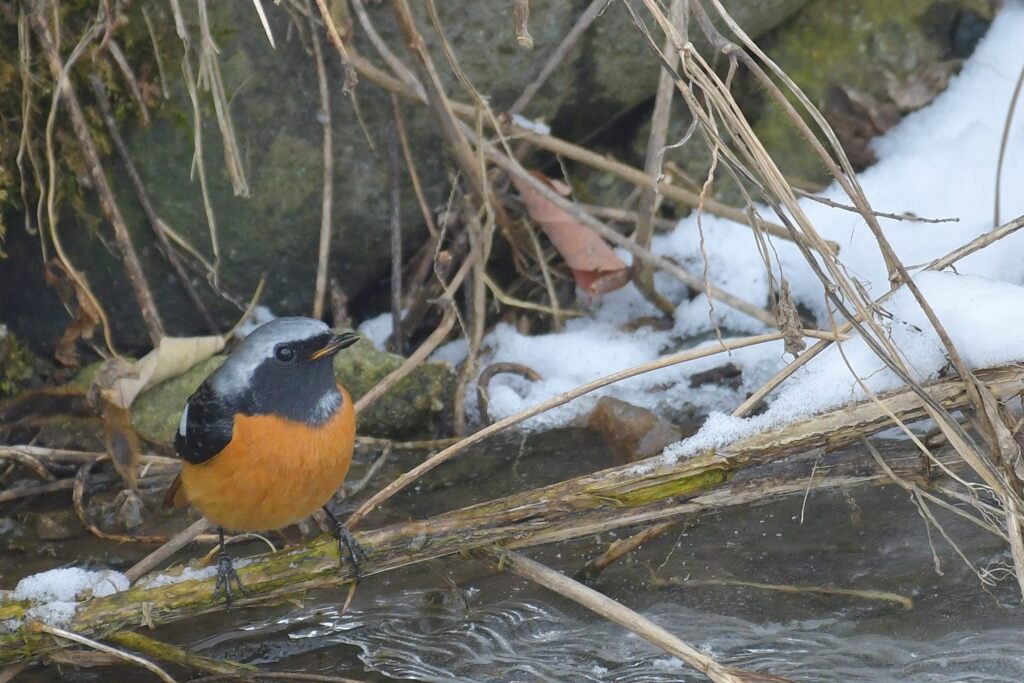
[745,0,997,187]
[128,341,454,445]
[333,338,455,440]
[130,356,225,445]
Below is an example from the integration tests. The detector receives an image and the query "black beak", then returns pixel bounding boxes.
[308,332,359,360]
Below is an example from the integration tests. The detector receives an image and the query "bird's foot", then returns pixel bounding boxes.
[213,553,247,609]
[332,522,368,581]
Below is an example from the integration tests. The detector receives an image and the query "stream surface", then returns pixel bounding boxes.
[6,428,1023,681]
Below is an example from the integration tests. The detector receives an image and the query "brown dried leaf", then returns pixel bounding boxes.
[776,278,806,357]
[511,170,630,298]
[43,259,101,370]
[102,402,141,489]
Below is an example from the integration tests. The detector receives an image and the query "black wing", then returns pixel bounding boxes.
[173,381,235,465]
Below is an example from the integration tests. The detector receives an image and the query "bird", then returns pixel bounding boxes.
[164,317,363,606]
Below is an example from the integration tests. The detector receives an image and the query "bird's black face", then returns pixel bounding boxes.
[244,330,358,425]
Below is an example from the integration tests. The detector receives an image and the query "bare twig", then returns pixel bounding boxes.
[485,148,778,326]
[313,0,358,92]
[509,0,609,115]
[577,520,678,583]
[28,623,176,683]
[105,39,150,125]
[995,60,1024,227]
[476,361,542,425]
[309,0,335,320]
[387,100,404,352]
[30,6,164,345]
[734,214,1024,418]
[142,7,170,98]
[513,0,533,49]
[633,0,682,317]
[126,518,212,584]
[353,305,456,415]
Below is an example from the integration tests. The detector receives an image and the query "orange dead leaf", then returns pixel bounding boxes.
[511,170,630,298]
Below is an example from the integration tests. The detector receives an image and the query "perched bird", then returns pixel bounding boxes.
[165,317,363,605]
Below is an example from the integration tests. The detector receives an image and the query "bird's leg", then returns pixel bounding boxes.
[322,505,367,581]
[213,527,246,608]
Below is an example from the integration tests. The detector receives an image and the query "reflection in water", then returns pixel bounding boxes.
[240,592,1024,682]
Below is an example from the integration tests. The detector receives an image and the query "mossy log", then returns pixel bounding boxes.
[2,364,1022,662]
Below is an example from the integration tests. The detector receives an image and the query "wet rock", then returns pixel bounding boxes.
[27,510,83,541]
[587,396,685,463]
[688,362,743,390]
[0,516,26,540]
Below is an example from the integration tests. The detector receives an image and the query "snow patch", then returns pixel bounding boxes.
[14,568,128,603]
[476,4,1024,442]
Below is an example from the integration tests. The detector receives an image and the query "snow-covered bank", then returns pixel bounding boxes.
[474,3,1024,438]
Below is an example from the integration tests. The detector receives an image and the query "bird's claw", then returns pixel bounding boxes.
[214,553,247,609]
[333,522,367,581]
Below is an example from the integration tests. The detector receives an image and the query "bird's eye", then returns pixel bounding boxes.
[274,345,295,364]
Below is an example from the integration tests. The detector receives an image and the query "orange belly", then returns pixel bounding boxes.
[180,387,356,532]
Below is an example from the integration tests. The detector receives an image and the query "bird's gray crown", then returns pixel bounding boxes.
[210,317,330,396]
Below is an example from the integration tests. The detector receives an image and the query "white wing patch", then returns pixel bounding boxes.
[178,403,189,437]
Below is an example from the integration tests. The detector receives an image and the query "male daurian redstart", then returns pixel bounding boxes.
[165,317,362,605]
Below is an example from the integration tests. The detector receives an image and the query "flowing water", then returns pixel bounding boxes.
[6,428,1023,681]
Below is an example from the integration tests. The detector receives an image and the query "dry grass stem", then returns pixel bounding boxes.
[197,0,250,197]
[633,0,682,318]
[653,575,913,609]
[994,60,1024,227]
[485,146,777,325]
[89,75,217,333]
[126,518,212,584]
[28,623,177,683]
[353,305,456,415]
[509,0,609,115]
[387,100,404,352]
[313,0,358,92]
[310,0,335,320]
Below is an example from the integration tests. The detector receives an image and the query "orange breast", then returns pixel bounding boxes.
[179,386,356,532]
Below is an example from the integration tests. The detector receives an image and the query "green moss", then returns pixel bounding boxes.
[595,466,731,507]
[0,327,42,398]
[749,0,996,185]
[251,132,320,216]
[131,356,224,444]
